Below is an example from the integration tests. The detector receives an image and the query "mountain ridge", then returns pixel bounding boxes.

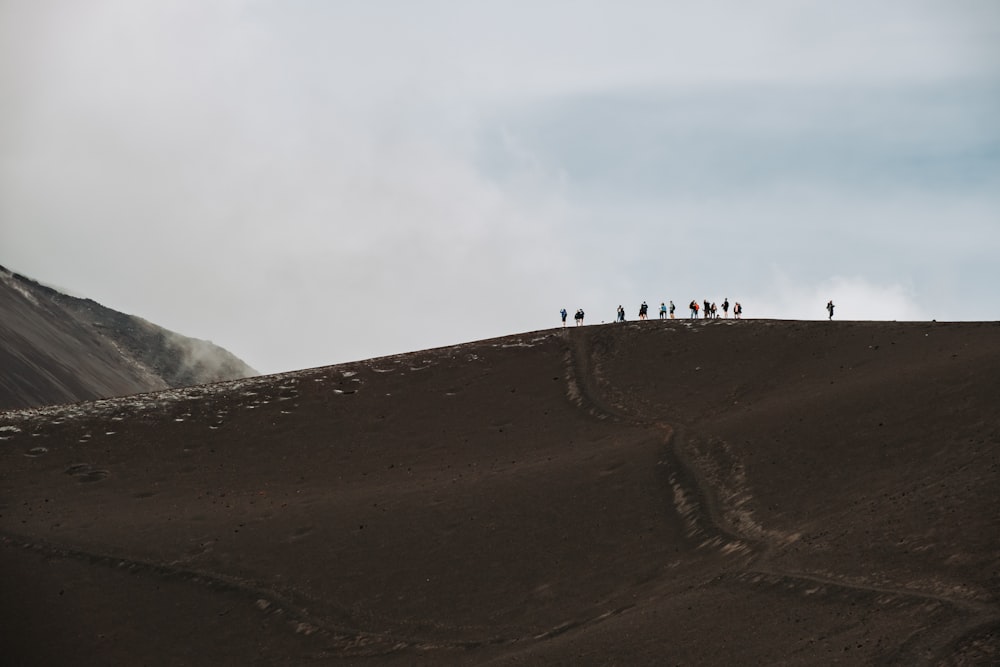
[0,265,256,410]
[1,319,996,664]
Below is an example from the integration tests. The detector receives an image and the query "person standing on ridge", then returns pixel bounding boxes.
[617,305,625,323]
[734,302,743,319]
[659,302,667,319]
[722,298,729,318]
[669,300,676,318]
[639,301,649,320]
[827,300,835,320]
[575,308,585,326]
[560,308,568,327]
[691,300,699,318]
[703,299,711,319]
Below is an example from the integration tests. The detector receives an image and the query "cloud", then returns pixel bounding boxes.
[2,1,998,372]
[748,270,927,322]
[488,83,1000,198]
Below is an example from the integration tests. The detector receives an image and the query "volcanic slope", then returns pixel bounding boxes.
[0,265,256,410]
[0,320,997,665]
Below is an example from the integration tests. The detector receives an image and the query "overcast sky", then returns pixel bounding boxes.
[2,1,999,373]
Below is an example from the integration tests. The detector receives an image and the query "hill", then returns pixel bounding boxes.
[0,266,256,410]
[0,319,997,664]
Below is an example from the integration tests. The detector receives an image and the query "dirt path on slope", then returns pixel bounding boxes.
[561,327,999,664]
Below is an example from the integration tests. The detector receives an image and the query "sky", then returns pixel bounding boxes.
[2,1,999,374]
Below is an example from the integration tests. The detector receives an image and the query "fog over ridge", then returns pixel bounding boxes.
[2,1,998,372]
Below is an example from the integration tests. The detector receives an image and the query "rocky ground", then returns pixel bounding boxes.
[0,319,997,665]
[0,265,256,410]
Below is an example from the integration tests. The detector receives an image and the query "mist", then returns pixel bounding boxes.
[2,1,998,372]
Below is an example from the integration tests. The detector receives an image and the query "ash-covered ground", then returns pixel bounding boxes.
[1,319,997,664]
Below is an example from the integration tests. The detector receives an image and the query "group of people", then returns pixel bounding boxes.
[618,303,650,322]
[562,298,840,326]
[561,299,743,327]
[624,301,678,321]
[688,298,742,319]
[560,308,587,326]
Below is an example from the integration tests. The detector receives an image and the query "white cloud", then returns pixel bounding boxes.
[749,270,927,322]
[2,1,998,372]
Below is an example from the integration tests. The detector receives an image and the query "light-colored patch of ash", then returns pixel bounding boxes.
[685,435,798,549]
[0,367,317,428]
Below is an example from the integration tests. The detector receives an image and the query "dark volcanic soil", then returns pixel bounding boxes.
[0,320,997,665]
[0,266,256,411]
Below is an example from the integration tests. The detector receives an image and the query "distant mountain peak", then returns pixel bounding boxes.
[0,264,257,410]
